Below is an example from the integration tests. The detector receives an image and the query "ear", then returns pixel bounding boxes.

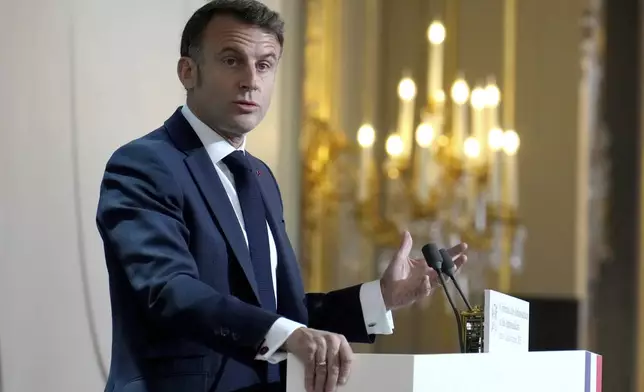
[177,57,198,90]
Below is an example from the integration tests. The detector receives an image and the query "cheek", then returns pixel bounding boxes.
[260,76,276,105]
[262,90,273,106]
[196,74,230,100]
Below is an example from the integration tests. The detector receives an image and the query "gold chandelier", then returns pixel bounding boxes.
[299,0,526,298]
[352,17,526,294]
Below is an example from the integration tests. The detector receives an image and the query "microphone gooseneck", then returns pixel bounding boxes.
[438,248,473,311]
[421,243,465,354]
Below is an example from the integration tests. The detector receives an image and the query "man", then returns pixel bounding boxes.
[96,1,467,392]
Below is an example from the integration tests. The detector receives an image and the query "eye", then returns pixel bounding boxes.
[257,61,272,72]
[222,57,238,67]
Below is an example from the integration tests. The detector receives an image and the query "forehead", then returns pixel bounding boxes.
[202,15,280,55]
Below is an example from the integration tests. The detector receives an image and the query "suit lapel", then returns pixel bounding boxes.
[185,151,259,300]
[164,109,260,302]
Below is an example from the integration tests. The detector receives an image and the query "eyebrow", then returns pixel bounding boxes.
[219,46,278,61]
[219,46,244,56]
[260,52,278,62]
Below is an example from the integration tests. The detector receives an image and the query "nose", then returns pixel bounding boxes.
[239,64,259,92]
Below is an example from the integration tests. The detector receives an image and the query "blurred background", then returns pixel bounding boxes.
[1,0,643,390]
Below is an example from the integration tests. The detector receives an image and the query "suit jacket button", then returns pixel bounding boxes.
[259,346,269,355]
[221,327,229,336]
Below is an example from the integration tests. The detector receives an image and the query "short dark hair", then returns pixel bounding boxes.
[180,0,285,59]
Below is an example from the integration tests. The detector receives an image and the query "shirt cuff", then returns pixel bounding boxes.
[360,280,395,335]
[255,317,306,364]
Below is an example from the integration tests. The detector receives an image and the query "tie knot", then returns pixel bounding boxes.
[223,150,252,176]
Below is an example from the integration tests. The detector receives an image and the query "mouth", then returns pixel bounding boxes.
[232,100,259,113]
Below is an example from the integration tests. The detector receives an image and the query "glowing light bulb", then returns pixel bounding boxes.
[357,124,376,148]
[451,79,470,105]
[386,134,404,157]
[502,130,520,155]
[415,123,434,148]
[485,83,501,107]
[432,89,446,104]
[470,87,487,110]
[427,21,446,45]
[488,127,505,151]
[464,137,481,159]
[398,78,417,101]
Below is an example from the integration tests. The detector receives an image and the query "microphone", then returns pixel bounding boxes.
[438,248,473,311]
[421,243,465,353]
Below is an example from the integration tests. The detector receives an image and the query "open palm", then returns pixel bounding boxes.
[380,231,468,310]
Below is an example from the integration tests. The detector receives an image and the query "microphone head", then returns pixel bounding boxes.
[439,248,456,276]
[421,243,443,272]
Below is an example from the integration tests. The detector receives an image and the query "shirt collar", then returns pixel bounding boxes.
[180,104,246,164]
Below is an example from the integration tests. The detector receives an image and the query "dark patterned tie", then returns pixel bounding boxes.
[222,151,280,383]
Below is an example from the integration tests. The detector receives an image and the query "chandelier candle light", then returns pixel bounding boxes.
[354,18,526,294]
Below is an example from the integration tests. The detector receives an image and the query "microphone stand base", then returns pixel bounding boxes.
[460,306,485,353]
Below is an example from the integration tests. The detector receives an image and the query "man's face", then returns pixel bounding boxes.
[179,16,280,137]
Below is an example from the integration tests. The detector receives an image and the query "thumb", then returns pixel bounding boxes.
[395,231,413,260]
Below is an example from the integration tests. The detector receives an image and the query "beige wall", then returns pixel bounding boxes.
[0,0,303,390]
[512,0,587,298]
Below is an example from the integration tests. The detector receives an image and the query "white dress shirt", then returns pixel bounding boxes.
[181,105,394,363]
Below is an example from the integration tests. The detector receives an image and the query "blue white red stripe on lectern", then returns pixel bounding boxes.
[584,351,603,392]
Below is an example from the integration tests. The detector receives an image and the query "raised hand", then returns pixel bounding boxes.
[379,231,468,310]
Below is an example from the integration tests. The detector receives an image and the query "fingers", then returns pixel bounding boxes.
[337,335,353,385]
[395,231,413,260]
[448,242,468,259]
[422,274,432,295]
[453,254,468,270]
[444,243,468,276]
[428,268,442,289]
[397,274,434,306]
[313,336,327,392]
[320,334,352,392]
[410,257,432,272]
[302,332,351,392]
[324,336,341,392]
[304,336,317,392]
[410,258,437,289]
[286,328,352,392]
[412,275,432,299]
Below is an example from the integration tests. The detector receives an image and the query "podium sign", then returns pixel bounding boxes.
[484,289,530,353]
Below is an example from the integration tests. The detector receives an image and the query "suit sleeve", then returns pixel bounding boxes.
[258,160,383,344]
[305,287,373,343]
[96,142,280,359]
[257,281,395,363]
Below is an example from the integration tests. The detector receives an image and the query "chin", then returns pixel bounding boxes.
[230,115,261,134]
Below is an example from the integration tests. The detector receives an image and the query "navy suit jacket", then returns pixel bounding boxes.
[96,109,374,392]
